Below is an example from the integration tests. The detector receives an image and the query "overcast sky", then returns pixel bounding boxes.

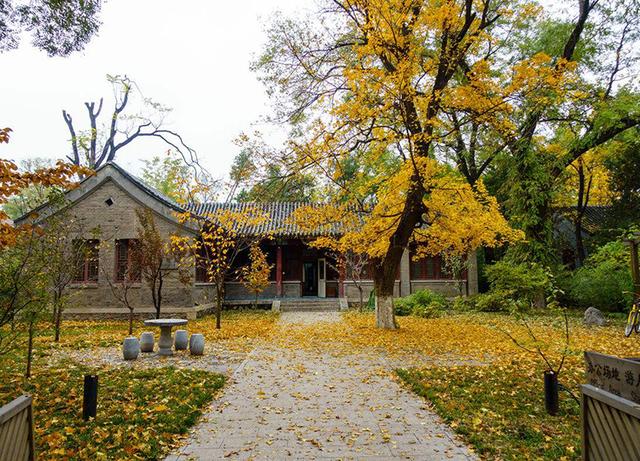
[0,0,314,178]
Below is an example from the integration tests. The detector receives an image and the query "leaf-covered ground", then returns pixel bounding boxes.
[0,311,279,460]
[2,309,638,460]
[386,312,640,461]
[267,311,640,460]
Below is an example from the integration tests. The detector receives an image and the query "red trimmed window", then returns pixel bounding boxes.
[195,245,211,283]
[410,254,458,280]
[115,239,141,282]
[73,240,99,283]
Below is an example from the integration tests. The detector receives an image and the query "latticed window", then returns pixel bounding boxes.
[73,239,99,283]
[115,239,141,282]
[409,254,442,280]
[195,245,211,283]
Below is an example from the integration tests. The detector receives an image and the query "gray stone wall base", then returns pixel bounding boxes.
[61,304,214,321]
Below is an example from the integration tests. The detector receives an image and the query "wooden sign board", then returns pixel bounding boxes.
[584,351,640,403]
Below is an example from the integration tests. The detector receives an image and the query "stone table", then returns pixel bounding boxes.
[143,318,188,356]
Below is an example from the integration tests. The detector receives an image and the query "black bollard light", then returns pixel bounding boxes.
[544,370,559,416]
[83,374,98,421]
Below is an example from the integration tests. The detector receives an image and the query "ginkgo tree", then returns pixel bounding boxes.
[241,244,273,308]
[253,0,640,328]
[294,159,522,328]
[173,204,270,329]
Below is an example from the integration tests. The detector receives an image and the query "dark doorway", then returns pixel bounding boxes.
[303,261,317,296]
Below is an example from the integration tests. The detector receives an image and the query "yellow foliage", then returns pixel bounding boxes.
[293,158,523,261]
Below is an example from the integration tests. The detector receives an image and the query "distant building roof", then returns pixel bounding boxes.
[555,205,612,235]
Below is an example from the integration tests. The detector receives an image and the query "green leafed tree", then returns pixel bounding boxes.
[141,151,192,202]
[0,0,102,56]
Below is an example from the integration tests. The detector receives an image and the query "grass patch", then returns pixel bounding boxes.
[394,311,640,460]
[397,365,580,460]
[0,310,281,459]
[1,360,224,460]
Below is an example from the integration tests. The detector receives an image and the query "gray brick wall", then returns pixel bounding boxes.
[63,178,196,313]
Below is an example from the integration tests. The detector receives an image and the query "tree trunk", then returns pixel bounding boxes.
[215,284,222,329]
[151,281,159,319]
[51,304,58,325]
[128,308,134,335]
[375,293,396,329]
[156,274,164,319]
[358,285,364,312]
[574,162,588,267]
[26,318,34,378]
[54,302,62,342]
[575,216,585,267]
[374,269,398,329]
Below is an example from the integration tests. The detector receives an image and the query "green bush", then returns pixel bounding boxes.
[474,290,520,312]
[567,240,633,312]
[411,304,442,318]
[394,289,449,317]
[451,295,478,311]
[484,260,551,305]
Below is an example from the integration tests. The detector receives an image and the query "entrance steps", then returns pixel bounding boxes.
[275,298,345,312]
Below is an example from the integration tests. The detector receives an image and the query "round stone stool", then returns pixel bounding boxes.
[140,332,155,353]
[123,337,140,360]
[189,334,205,356]
[174,330,188,350]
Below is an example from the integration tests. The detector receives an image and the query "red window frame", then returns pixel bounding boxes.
[73,239,100,283]
[409,250,450,280]
[195,245,212,283]
[115,239,141,282]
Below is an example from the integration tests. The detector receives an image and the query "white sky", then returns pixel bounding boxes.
[0,0,314,179]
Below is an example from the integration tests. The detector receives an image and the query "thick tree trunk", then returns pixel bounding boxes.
[374,267,398,329]
[375,293,396,329]
[357,285,364,311]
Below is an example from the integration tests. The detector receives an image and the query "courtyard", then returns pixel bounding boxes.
[1,309,635,460]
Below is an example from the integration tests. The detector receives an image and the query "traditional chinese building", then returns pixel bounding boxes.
[15,162,478,319]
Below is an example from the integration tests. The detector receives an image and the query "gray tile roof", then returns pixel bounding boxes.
[15,162,349,237]
[555,205,612,235]
[106,162,186,213]
[188,202,344,237]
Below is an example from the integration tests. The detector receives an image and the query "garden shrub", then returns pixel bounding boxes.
[394,289,449,316]
[411,303,442,318]
[474,290,520,312]
[451,295,478,311]
[484,260,551,305]
[567,240,633,312]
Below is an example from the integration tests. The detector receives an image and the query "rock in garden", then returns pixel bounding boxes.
[584,307,607,327]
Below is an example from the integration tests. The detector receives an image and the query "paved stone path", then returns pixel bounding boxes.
[165,313,477,460]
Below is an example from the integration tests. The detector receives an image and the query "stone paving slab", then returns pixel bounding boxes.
[279,311,342,324]
[166,340,477,460]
